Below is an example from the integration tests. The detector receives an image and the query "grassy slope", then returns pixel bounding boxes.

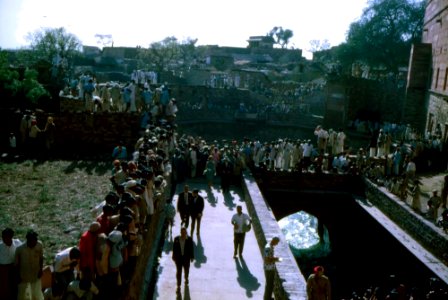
[0,160,111,265]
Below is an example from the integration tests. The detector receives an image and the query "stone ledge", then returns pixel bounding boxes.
[242,170,307,300]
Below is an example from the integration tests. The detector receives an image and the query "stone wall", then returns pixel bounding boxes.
[127,175,171,300]
[364,178,448,262]
[421,0,448,137]
[326,77,406,125]
[404,43,432,132]
[241,170,307,300]
[1,110,143,156]
[427,93,448,140]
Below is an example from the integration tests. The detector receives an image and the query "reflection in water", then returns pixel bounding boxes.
[279,211,331,259]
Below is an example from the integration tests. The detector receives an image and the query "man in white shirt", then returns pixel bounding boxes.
[0,228,22,299]
[231,205,252,258]
[302,140,313,172]
[54,246,81,293]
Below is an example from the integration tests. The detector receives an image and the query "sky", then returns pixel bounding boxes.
[0,0,369,59]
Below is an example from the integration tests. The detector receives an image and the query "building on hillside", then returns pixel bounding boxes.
[247,36,275,49]
[82,46,101,57]
[75,36,304,87]
[406,0,448,140]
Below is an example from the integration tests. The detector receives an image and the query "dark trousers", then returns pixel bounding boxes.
[264,269,275,300]
[221,175,231,191]
[190,215,202,235]
[54,269,75,291]
[175,258,191,286]
[233,232,246,255]
[180,212,190,228]
[0,263,16,300]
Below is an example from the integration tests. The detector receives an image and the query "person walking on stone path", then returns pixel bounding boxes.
[410,179,421,212]
[203,155,216,189]
[427,190,442,223]
[190,189,204,237]
[231,205,252,258]
[263,236,281,300]
[177,184,193,228]
[172,227,194,292]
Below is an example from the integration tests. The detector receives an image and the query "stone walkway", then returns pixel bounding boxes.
[152,180,266,300]
[409,171,447,218]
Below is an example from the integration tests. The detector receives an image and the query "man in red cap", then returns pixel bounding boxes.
[306,266,331,300]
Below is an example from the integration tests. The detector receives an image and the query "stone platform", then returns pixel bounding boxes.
[152,180,266,300]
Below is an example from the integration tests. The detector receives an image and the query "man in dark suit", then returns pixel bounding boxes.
[190,189,205,236]
[219,156,233,193]
[177,184,193,228]
[172,227,195,291]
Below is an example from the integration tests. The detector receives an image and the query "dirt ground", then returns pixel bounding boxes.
[0,159,111,265]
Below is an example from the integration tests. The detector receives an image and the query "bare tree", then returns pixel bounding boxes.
[95,34,113,48]
[308,39,331,53]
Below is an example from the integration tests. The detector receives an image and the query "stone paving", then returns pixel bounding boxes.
[409,171,447,218]
[150,171,448,299]
[152,180,266,300]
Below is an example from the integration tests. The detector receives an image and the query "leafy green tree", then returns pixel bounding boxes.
[138,36,179,82]
[22,69,49,104]
[18,27,82,90]
[0,50,48,108]
[338,0,425,75]
[0,50,21,100]
[26,27,82,64]
[138,36,198,81]
[268,27,294,48]
[178,38,198,69]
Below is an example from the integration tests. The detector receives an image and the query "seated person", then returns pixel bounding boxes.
[65,279,99,300]
[43,284,64,300]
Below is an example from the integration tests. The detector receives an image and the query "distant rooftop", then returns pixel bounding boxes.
[247,36,275,49]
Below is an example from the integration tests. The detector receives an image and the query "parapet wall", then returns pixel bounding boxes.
[241,170,307,300]
[364,178,448,262]
[1,109,142,156]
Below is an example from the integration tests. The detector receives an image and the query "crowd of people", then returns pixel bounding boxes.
[9,112,57,159]
[1,117,176,299]
[61,73,178,121]
[167,120,448,228]
[2,75,448,299]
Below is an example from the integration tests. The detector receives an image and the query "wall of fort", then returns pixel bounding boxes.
[325,77,406,127]
[0,109,142,156]
[427,93,448,140]
[422,0,448,138]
